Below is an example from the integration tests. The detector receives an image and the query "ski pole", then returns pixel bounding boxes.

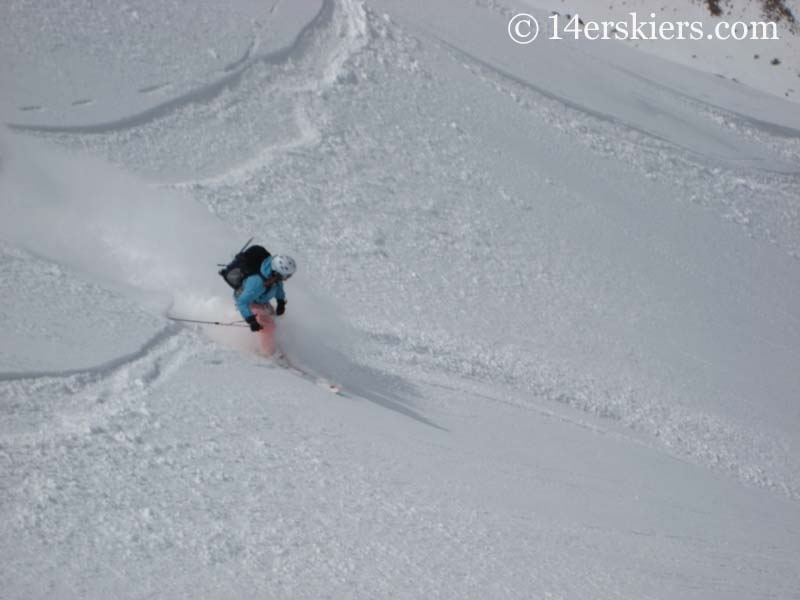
[217,236,253,267]
[167,316,248,327]
[238,236,253,253]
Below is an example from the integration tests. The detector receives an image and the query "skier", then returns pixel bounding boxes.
[235,254,296,356]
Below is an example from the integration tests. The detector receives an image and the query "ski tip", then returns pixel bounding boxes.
[319,381,343,394]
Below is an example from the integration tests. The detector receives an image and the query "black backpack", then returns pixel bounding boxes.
[219,243,271,290]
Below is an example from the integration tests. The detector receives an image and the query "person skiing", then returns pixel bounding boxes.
[235,254,296,355]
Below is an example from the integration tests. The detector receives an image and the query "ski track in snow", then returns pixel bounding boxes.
[0,327,192,443]
[5,0,369,186]
[3,2,329,134]
[0,324,179,383]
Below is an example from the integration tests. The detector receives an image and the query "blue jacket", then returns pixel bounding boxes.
[235,256,286,319]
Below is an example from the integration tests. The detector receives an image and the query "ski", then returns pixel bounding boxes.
[272,352,343,395]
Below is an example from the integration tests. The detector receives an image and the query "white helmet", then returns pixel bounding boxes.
[270,255,296,279]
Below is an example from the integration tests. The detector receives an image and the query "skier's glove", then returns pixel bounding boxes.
[246,315,262,332]
[276,300,286,316]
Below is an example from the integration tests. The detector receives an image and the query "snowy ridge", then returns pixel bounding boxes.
[172,0,370,188]
[449,34,800,258]
[320,0,370,87]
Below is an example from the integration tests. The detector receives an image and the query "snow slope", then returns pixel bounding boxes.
[0,0,325,129]
[524,0,800,104]
[2,0,800,598]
